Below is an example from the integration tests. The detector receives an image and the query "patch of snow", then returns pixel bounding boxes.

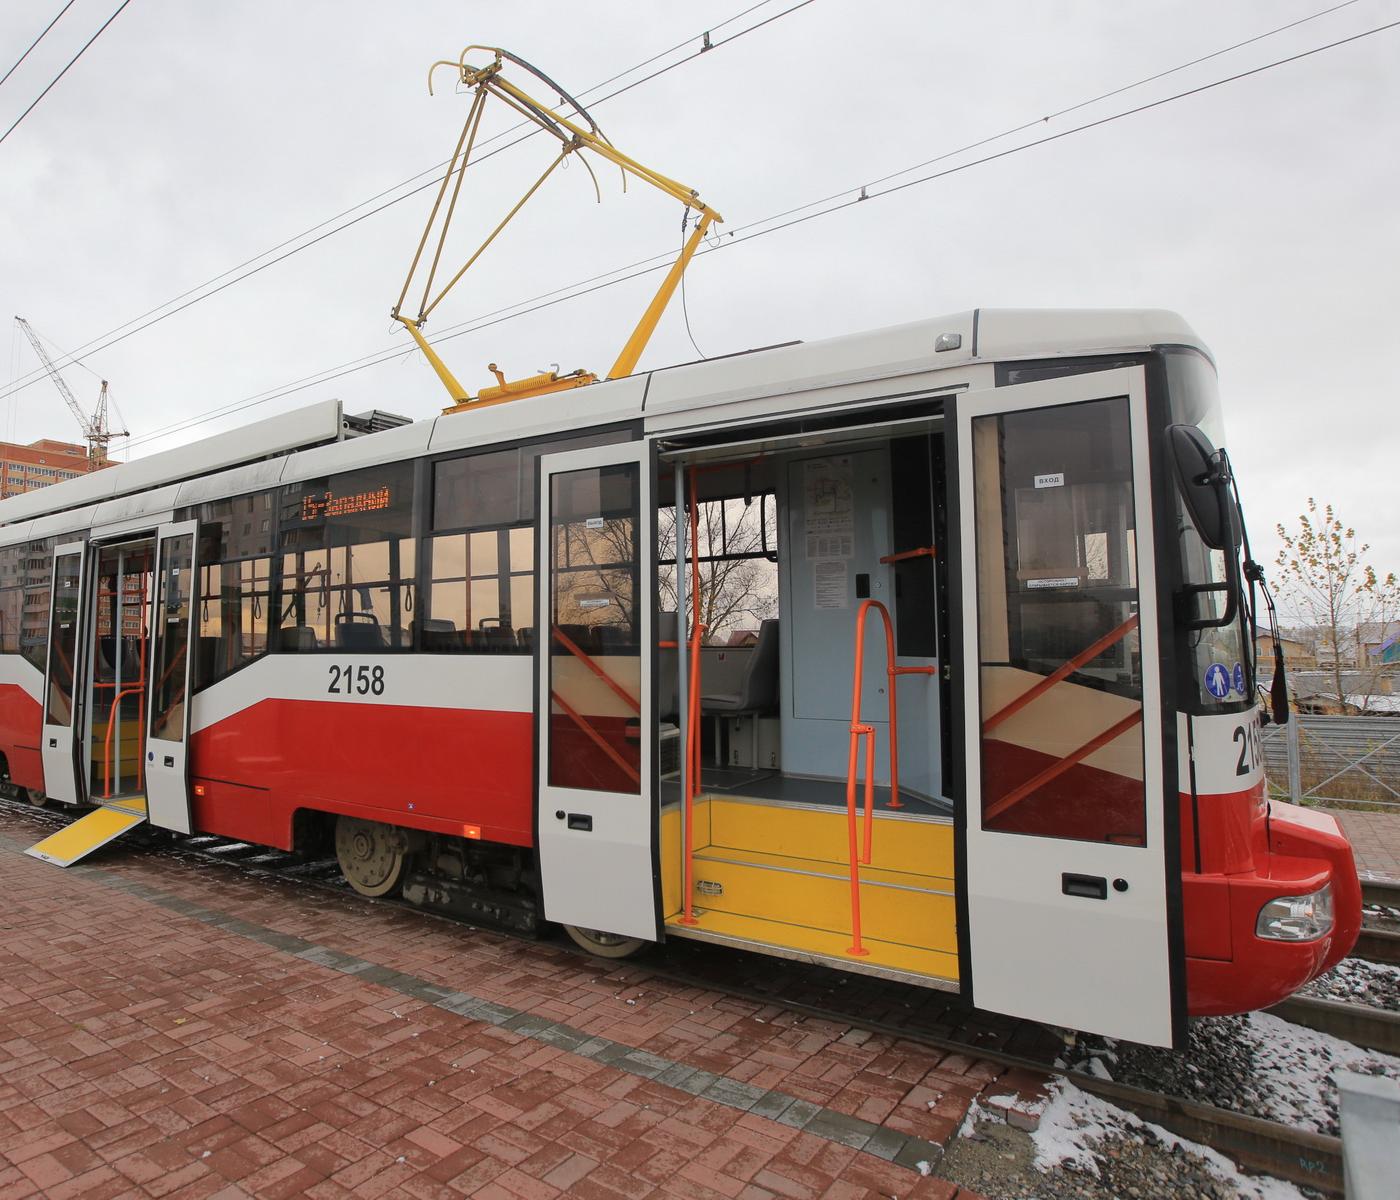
[1242,1011,1400,1132]
[1030,1079,1305,1199]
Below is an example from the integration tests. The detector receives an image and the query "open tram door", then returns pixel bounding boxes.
[144,520,199,834]
[951,365,1185,1048]
[535,440,660,946]
[39,541,90,805]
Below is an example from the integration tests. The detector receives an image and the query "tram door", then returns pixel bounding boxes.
[536,441,659,941]
[953,366,1181,1047]
[144,521,200,833]
[40,542,90,805]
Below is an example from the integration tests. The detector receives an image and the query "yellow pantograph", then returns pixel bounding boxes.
[391,46,722,412]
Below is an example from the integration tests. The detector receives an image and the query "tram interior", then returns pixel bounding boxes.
[655,423,960,982]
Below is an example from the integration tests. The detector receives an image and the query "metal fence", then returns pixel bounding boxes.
[1259,715,1400,811]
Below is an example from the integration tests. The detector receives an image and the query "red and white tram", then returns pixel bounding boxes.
[0,308,1360,1048]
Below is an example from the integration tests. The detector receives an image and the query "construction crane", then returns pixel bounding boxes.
[393,45,723,413]
[13,316,127,464]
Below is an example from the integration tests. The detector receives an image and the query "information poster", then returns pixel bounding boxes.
[804,457,854,559]
[813,559,849,609]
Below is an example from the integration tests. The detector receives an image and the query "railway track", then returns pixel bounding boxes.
[0,797,1362,1195]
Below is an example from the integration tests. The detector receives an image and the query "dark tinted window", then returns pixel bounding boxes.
[279,462,415,652]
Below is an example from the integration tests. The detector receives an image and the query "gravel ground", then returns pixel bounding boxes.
[1299,956,1400,1011]
[1063,1012,1400,1136]
[941,1082,1306,1200]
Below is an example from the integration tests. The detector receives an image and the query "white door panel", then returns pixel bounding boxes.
[957,366,1178,1046]
[536,441,658,941]
[145,521,198,833]
[40,542,88,805]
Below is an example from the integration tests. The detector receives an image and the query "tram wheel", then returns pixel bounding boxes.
[562,924,647,959]
[334,816,408,898]
[24,788,47,808]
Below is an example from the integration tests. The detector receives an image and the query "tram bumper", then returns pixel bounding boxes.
[1185,801,1362,1017]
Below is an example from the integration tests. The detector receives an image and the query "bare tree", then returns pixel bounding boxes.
[1275,498,1400,712]
[658,497,777,644]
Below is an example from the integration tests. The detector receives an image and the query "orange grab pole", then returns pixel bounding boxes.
[103,685,145,799]
[845,600,936,954]
[680,465,704,926]
[551,690,641,787]
[984,709,1144,824]
[982,614,1138,734]
[552,624,640,713]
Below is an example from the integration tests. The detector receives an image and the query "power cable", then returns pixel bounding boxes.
[120,12,1400,453]
[0,0,77,91]
[0,0,813,404]
[0,0,133,148]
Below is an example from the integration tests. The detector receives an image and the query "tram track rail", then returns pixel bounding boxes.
[0,796,1354,1195]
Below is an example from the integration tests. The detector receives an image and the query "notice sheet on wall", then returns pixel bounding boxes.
[813,558,849,609]
[804,457,854,559]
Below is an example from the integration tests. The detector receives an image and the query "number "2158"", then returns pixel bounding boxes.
[327,664,385,696]
[1232,721,1262,776]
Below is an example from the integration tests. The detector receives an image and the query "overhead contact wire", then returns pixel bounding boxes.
[123,10,1400,448]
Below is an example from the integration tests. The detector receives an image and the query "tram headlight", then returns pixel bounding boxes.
[1255,884,1334,941]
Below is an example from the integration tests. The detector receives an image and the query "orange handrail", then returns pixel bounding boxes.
[102,684,146,799]
[843,599,936,955]
[984,709,1143,823]
[550,689,641,787]
[679,465,704,926]
[982,614,1138,734]
[552,624,640,713]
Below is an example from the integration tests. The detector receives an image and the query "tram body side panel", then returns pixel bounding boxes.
[0,654,46,791]
[1179,709,1361,1016]
[187,654,536,850]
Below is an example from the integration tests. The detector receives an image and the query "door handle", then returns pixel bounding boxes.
[48,737,57,748]
[1061,873,1107,900]
[163,756,175,768]
[566,813,593,832]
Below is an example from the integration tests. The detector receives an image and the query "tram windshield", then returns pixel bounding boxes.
[1165,349,1251,712]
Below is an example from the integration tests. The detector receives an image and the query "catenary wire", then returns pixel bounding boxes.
[117,11,1400,452]
[0,0,132,148]
[0,0,77,91]
[0,0,814,405]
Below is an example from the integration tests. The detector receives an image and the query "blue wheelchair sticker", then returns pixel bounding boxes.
[1204,663,1230,700]
[1232,662,1245,696]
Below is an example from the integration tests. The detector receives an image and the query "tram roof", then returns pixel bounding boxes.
[0,307,1207,540]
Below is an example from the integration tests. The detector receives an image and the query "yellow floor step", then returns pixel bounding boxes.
[687,846,956,955]
[25,796,148,867]
[666,907,959,986]
[706,796,954,877]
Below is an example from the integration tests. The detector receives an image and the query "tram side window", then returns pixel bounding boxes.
[424,433,627,653]
[191,493,275,689]
[20,538,54,672]
[279,462,415,652]
[0,546,21,655]
[972,397,1146,846]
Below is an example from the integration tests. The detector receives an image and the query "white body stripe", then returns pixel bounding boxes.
[190,652,533,734]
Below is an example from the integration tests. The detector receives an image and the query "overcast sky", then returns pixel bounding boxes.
[1,1,1397,595]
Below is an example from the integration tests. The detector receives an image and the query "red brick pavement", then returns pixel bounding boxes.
[1322,806,1400,881]
[0,810,1005,1199]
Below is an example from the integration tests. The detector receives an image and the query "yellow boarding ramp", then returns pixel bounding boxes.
[25,796,148,867]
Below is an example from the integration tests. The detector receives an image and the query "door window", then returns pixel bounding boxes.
[45,551,82,727]
[546,462,641,794]
[150,535,194,741]
[972,397,1146,845]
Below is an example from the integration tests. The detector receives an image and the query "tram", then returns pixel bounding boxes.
[0,307,1361,1048]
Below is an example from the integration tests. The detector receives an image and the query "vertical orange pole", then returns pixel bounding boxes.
[882,610,903,809]
[862,728,876,865]
[680,467,703,925]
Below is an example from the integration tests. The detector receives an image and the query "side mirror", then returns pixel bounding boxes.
[1168,425,1240,552]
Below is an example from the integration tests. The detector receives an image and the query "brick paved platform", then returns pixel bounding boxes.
[1322,806,1400,881]
[0,809,1006,1199]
